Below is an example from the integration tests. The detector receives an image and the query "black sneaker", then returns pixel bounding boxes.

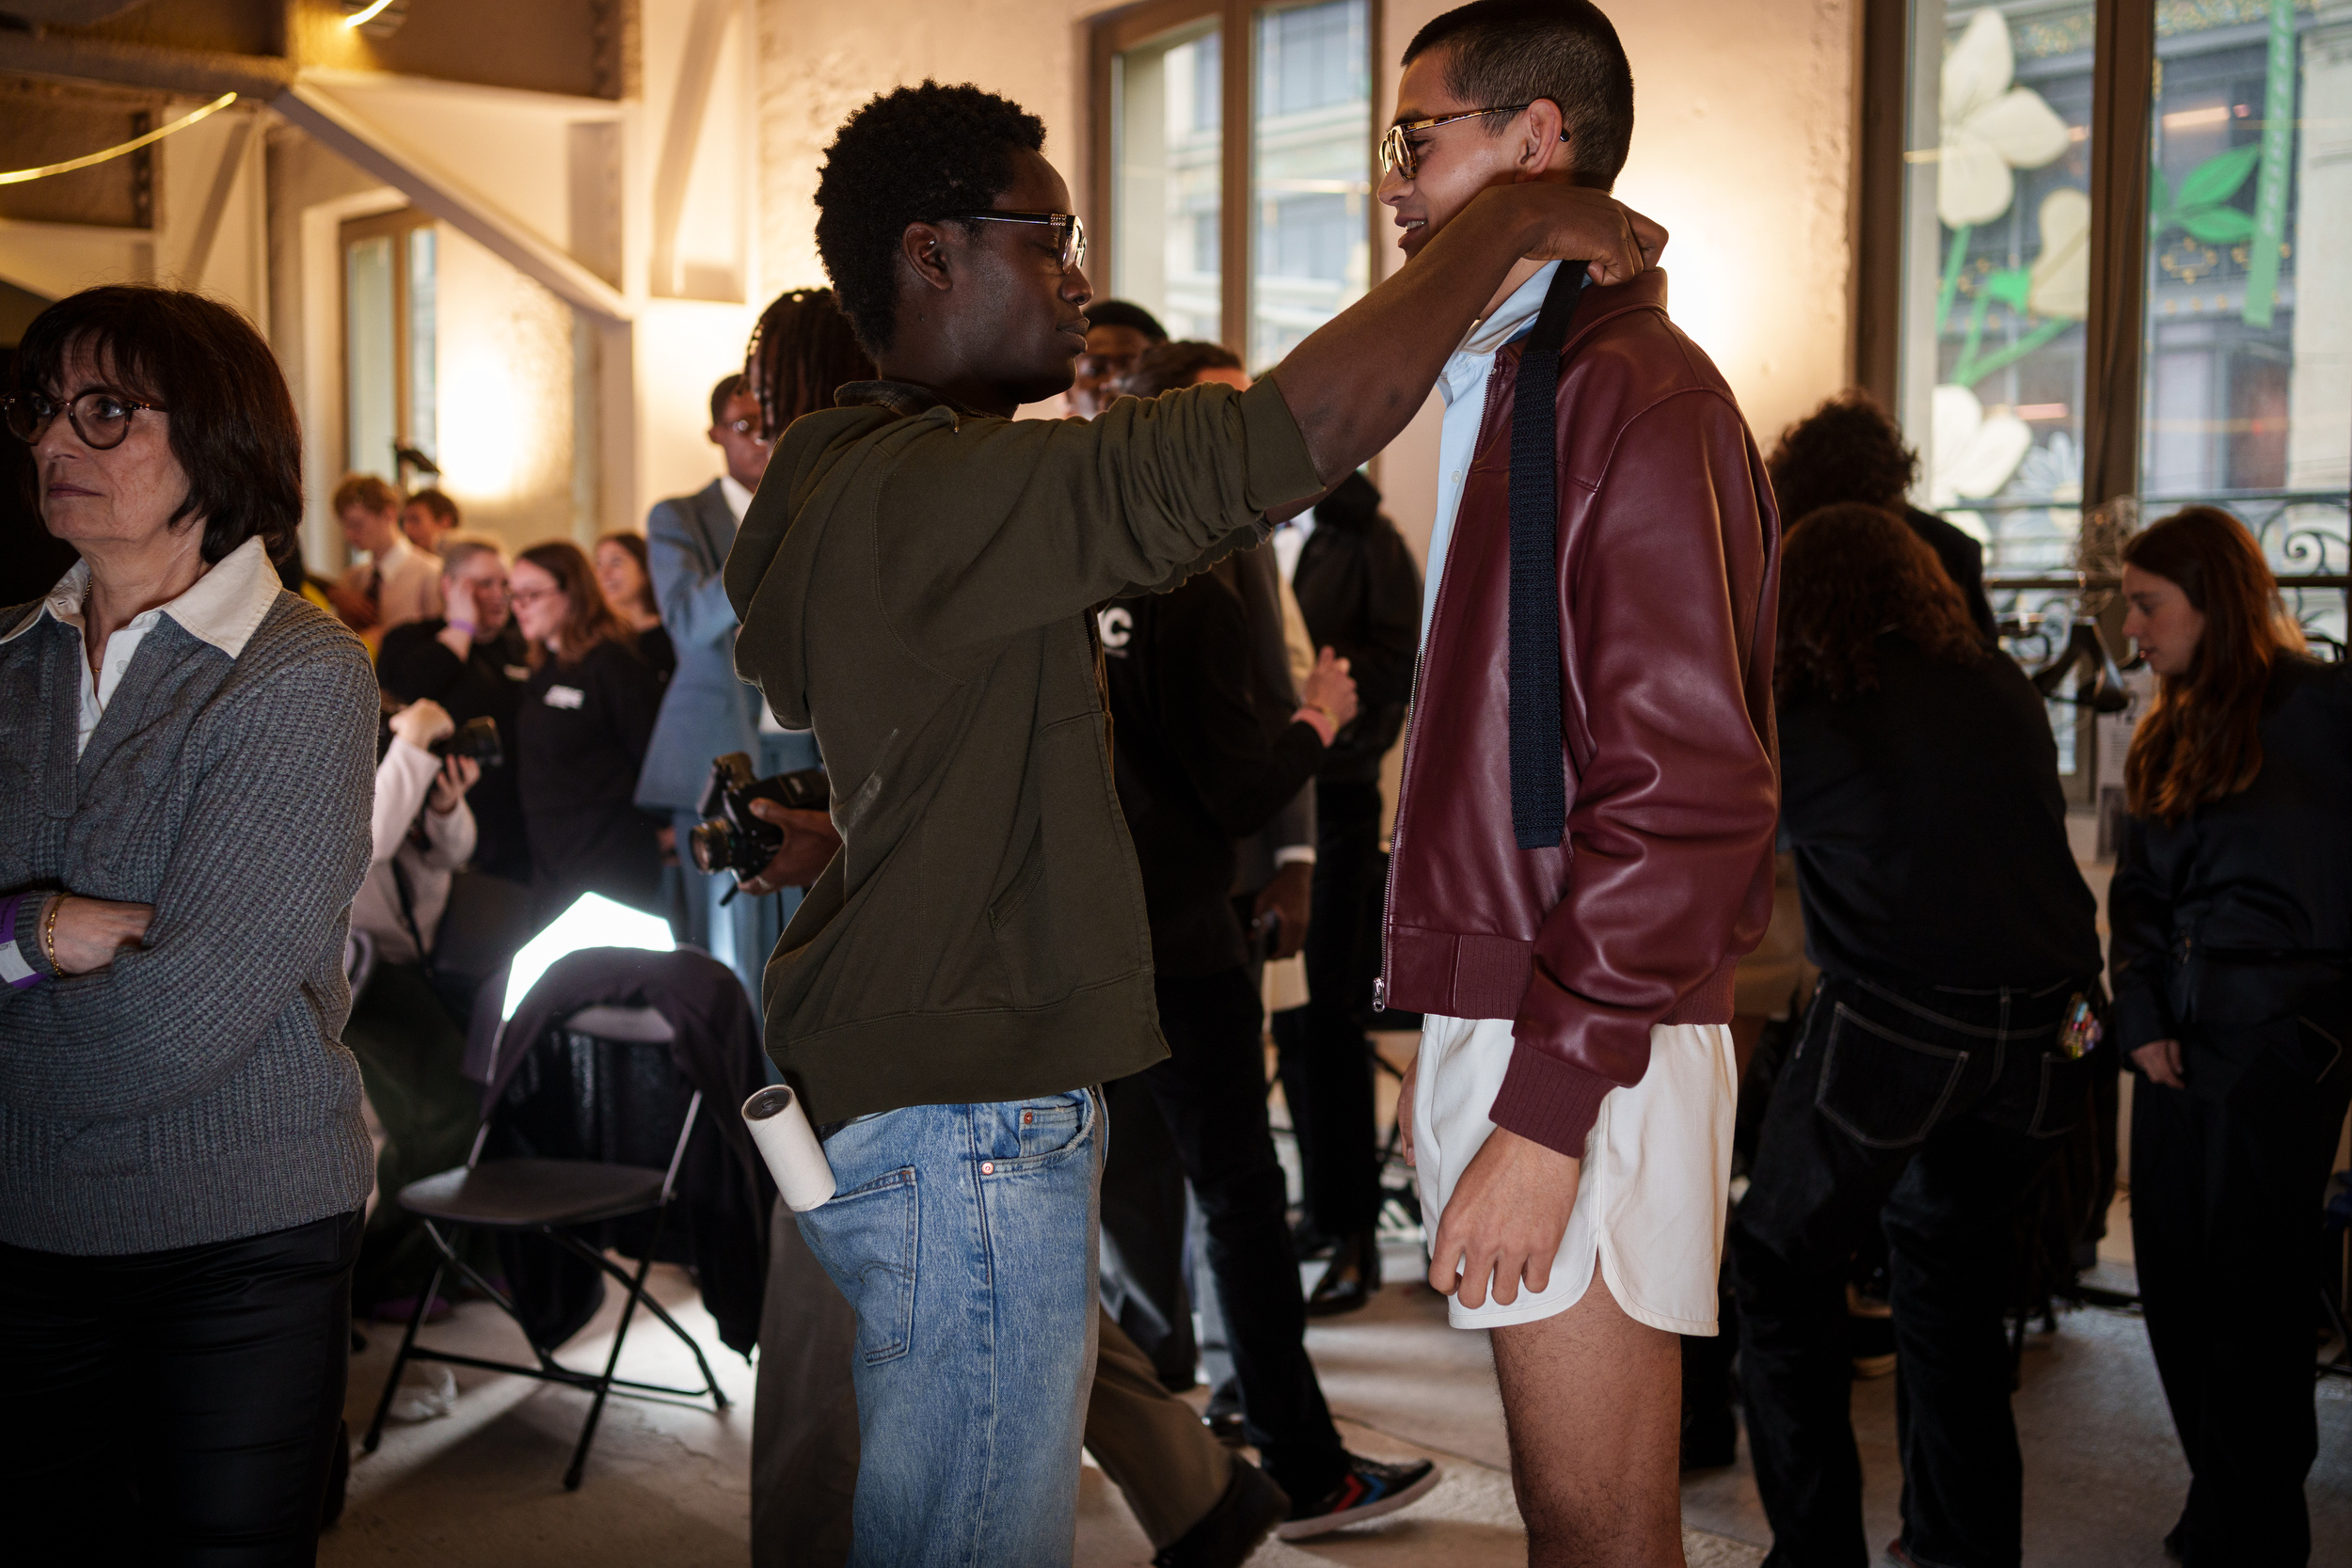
[1152,1460,1289,1568]
[1276,1452,1441,1540]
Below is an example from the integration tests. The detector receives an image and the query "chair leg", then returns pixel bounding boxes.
[549,1227,731,1410]
[564,1212,667,1491]
[363,1242,452,1454]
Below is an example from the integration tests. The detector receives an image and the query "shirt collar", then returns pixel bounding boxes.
[718,474,754,523]
[0,533,282,658]
[1438,261,1563,407]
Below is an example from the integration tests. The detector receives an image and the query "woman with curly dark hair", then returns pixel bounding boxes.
[1767,389,1997,637]
[1729,502,2100,1568]
[2108,506,2352,1565]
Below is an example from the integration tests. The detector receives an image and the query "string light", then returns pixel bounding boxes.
[0,93,238,187]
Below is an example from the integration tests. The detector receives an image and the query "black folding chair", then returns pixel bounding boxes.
[360,1001,728,1490]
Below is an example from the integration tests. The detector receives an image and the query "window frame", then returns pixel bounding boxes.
[1089,0,1384,363]
[1852,0,2154,514]
[338,206,437,490]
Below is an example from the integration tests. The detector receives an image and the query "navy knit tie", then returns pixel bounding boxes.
[1505,262,1591,850]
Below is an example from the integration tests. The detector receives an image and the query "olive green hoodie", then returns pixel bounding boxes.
[723,375,1322,1123]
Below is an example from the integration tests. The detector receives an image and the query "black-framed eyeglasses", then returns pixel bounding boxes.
[722,417,774,445]
[1378,105,1535,180]
[941,210,1089,272]
[3,388,169,451]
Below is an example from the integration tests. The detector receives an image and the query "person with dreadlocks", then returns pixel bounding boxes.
[633,291,876,1001]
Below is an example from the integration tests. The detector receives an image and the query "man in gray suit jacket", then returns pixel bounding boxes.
[635,374,819,1000]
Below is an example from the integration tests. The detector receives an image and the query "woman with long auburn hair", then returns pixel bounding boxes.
[1730,504,2102,1568]
[2108,505,2352,1564]
[506,540,668,919]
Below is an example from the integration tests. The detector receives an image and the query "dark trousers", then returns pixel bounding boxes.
[1119,968,1348,1503]
[1731,974,2089,1568]
[1271,778,1385,1237]
[1099,1071,1200,1388]
[0,1210,362,1566]
[343,961,485,1306]
[2132,1006,2352,1567]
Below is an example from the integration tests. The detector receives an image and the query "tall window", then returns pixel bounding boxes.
[1883,1,2351,792]
[342,210,437,487]
[1097,0,1375,370]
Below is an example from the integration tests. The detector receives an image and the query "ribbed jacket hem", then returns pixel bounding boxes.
[1487,1046,1613,1159]
[779,969,1170,1127]
[0,1120,375,1257]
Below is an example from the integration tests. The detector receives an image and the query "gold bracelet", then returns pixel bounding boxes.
[41,895,63,972]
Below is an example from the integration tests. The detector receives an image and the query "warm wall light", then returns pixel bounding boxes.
[341,0,407,37]
[2016,403,2070,420]
[436,344,520,501]
[2161,105,2231,131]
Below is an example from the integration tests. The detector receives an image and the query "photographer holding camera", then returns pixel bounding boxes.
[345,696,488,1319]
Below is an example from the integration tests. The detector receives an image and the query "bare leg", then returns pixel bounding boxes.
[1489,1273,1685,1568]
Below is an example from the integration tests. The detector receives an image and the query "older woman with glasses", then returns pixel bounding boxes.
[0,285,378,1560]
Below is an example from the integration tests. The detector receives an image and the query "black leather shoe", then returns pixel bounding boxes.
[1291,1218,1336,1261]
[1152,1459,1289,1568]
[1203,1379,1246,1447]
[1305,1231,1380,1317]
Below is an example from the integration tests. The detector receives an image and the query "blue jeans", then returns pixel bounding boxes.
[794,1088,1104,1568]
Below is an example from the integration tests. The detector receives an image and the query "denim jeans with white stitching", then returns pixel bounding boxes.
[793,1088,1102,1568]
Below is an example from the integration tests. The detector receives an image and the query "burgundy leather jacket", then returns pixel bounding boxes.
[1380,271,1781,1159]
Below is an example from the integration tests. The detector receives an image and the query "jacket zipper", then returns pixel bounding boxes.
[1375,367,1504,1015]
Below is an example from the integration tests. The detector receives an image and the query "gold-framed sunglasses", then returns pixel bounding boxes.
[943,210,1089,272]
[1380,104,1555,180]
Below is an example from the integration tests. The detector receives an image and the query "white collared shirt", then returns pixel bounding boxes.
[719,473,754,524]
[8,535,284,756]
[1422,261,1563,648]
[340,533,442,631]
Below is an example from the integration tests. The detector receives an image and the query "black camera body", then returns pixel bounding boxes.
[429,714,503,769]
[689,752,829,876]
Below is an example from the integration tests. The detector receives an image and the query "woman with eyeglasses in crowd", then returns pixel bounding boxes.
[0,285,378,1561]
[2108,505,2352,1566]
[506,540,670,922]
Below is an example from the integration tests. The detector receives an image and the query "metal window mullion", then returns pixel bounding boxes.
[2082,0,2156,510]
[1221,0,1253,359]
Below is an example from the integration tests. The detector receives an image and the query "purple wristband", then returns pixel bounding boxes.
[0,893,47,990]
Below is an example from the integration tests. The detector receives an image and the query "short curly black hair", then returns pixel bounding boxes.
[814,82,1047,356]
[1765,389,1920,529]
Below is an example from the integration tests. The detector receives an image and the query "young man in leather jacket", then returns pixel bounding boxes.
[1378,5,1780,1559]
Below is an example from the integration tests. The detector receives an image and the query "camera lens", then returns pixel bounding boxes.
[687,819,737,875]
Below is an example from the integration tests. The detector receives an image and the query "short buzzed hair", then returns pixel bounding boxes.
[709,372,745,429]
[1125,341,1242,400]
[1404,1,1635,190]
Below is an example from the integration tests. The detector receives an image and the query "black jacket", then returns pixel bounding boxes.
[2110,657,2352,1052]
[378,618,533,881]
[480,946,775,1355]
[516,639,667,917]
[1901,505,1997,641]
[1290,472,1422,782]
[1102,560,1329,976]
[1779,632,2100,989]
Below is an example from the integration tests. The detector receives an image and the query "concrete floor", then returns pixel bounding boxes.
[328,1026,2352,1564]
[326,1224,2352,1567]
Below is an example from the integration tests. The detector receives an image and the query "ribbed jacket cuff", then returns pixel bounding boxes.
[1487,1043,1611,1160]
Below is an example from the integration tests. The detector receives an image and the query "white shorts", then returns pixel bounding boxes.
[1413,1014,1736,1334]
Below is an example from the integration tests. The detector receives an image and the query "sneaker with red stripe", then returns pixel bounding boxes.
[1275,1452,1441,1541]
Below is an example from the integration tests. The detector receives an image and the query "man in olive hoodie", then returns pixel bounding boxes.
[722,80,1659,1563]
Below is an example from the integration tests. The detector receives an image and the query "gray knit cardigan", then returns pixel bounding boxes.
[0,590,378,1255]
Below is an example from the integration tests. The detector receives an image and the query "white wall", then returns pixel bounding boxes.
[753,0,1858,562]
